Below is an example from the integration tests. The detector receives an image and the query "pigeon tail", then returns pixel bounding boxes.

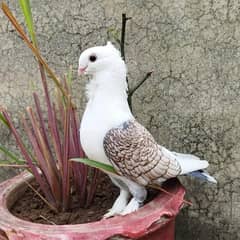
[162,149,209,175]
[187,170,217,183]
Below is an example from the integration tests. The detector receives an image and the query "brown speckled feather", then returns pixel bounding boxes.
[103,120,181,186]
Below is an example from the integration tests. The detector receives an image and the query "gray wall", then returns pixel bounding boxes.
[1,1,240,239]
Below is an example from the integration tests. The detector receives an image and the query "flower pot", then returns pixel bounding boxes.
[0,171,185,240]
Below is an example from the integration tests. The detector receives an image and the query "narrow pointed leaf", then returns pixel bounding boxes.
[69,107,79,156]
[0,144,25,164]
[1,2,70,101]
[38,65,63,171]
[20,114,57,201]
[25,107,61,206]
[0,112,9,128]
[62,97,71,210]
[69,108,88,205]
[2,110,56,207]
[19,0,37,47]
[33,93,53,160]
[71,158,117,174]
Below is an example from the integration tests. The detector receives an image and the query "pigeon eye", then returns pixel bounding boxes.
[89,55,97,62]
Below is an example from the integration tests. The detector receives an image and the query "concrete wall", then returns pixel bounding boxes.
[1,0,240,239]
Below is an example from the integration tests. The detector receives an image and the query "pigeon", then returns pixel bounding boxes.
[78,42,217,218]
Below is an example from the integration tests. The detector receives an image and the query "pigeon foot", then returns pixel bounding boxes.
[120,198,141,216]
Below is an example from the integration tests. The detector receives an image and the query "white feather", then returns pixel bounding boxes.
[79,43,212,177]
[161,147,209,175]
[80,55,133,165]
[199,171,217,183]
[79,43,216,217]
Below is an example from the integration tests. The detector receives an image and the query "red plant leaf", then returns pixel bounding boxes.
[26,107,62,207]
[2,110,56,208]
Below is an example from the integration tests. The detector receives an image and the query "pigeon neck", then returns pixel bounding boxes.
[84,70,133,125]
[86,70,128,102]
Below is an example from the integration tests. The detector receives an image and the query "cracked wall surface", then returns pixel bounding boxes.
[0,0,240,239]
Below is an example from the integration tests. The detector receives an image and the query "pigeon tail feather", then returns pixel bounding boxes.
[162,148,209,175]
[187,170,217,183]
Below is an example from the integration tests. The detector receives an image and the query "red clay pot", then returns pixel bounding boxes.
[0,172,185,240]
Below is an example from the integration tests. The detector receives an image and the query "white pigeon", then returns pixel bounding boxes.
[78,42,217,218]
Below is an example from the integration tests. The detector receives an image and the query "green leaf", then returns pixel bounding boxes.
[0,144,26,164]
[71,158,118,175]
[0,112,9,128]
[107,27,121,45]
[19,0,37,47]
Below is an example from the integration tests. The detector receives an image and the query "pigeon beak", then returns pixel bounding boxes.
[78,66,88,75]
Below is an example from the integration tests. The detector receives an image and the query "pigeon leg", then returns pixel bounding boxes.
[103,176,130,218]
[120,178,147,215]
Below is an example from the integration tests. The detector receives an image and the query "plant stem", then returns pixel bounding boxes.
[120,13,131,60]
[128,71,153,98]
[120,13,131,110]
[127,71,153,111]
[120,13,153,111]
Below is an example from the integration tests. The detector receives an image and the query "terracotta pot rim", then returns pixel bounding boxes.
[0,171,185,239]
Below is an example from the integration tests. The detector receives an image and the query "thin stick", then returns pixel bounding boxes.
[24,180,58,213]
[127,71,153,110]
[120,13,152,110]
[149,184,192,206]
[128,71,153,97]
[39,215,56,225]
[0,164,29,168]
[120,13,131,61]
[120,13,132,109]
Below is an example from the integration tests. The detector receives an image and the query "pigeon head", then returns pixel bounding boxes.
[78,42,126,77]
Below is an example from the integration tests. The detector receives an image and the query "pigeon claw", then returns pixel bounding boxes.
[120,198,140,216]
[102,208,120,219]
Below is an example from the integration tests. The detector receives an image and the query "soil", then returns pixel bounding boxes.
[10,174,118,225]
[10,174,158,225]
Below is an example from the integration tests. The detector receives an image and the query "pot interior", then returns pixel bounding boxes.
[6,174,34,210]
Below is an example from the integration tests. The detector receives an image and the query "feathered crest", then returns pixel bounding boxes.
[106,41,121,56]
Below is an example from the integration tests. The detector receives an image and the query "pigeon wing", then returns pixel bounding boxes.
[103,120,181,186]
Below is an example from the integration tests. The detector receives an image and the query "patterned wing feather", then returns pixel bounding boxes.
[103,120,181,186]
